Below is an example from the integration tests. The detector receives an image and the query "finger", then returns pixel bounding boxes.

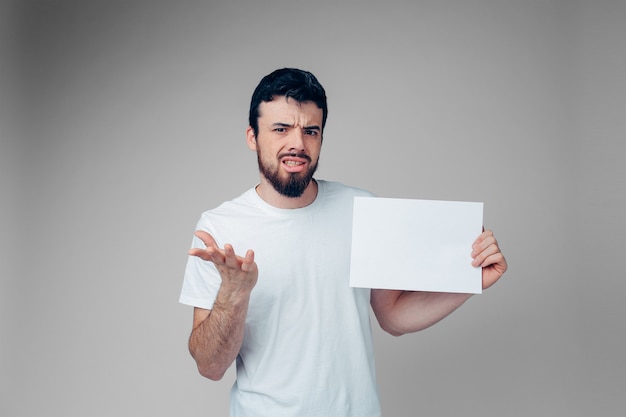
[189,247,211,261]
[194,230,218,250]
[241,249,256,273]
[480,252,507,272]
[189,245,225,264]
[472,229,493,246]
[472,232,497,255]
[474,248,505,269]
[472,242,500,267]
[223,244,239,269]
[471,238,495,259]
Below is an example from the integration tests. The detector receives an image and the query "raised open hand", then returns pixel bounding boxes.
[189,230,258,294]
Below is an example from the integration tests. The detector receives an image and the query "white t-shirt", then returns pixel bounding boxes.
[180,180,381,417]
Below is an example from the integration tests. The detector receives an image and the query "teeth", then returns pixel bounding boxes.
[284,161,303,166]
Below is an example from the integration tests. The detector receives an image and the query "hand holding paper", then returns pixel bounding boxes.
[471,229,508,289]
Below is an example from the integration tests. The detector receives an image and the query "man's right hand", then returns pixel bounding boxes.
[189,230,258,296]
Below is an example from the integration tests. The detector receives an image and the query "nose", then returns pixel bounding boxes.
[287,129,305,152]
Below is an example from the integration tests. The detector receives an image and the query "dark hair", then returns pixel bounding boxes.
[248,68,328,136]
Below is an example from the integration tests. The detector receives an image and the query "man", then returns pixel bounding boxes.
[180,68,507,417]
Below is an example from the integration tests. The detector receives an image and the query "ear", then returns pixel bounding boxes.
[246,126,257,151]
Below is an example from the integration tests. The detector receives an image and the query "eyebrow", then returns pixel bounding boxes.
[272,123,321,131]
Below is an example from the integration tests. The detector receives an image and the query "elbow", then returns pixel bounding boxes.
[382,323,430,337]
[386,329,405,337]
[377,315,432,337]
[384,326,417,337]
[377,318,409,337]
[197,364,226,381]
[190,347,227,381]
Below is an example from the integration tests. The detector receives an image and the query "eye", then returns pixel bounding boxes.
[304,129,319,136]
[273,127,286,133]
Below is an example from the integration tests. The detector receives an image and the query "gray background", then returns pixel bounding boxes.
[1,0,624,416]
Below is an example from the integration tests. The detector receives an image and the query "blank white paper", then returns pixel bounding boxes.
[349,197,483,294]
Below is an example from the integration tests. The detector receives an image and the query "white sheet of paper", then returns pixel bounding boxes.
[349,197,484,294]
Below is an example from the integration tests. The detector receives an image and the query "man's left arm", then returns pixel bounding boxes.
[370,230,507,336]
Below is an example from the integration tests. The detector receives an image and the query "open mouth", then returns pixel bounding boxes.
[280,153,311,172]
[284,160,305,167]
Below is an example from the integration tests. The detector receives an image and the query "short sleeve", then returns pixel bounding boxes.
[178,227,222,310]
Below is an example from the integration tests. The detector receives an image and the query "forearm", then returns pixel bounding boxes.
[189,289,251,380]
[372,289,472,336]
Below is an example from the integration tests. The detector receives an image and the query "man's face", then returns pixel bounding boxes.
[248,97,323,198]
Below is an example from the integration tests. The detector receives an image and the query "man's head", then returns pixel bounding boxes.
[247,68,327,199]
[248,68,328,138]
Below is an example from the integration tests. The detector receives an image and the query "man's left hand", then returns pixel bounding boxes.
[471,229,508,290]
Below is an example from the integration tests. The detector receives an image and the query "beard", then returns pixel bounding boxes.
[257,151,318,198]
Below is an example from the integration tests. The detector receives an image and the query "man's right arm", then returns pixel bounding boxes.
[187,230,258,380]
[188,288,251,380]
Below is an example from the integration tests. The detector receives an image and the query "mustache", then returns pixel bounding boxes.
[279,152,312,162]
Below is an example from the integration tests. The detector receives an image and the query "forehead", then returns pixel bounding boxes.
[258,97,323,125]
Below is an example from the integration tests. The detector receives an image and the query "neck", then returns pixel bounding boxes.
[255,178,318,209]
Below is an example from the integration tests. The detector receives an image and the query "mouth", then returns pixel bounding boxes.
[280,153,311,173]
[284,160,305,167]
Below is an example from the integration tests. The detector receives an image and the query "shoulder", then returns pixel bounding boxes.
[318,179,374,198]
[203,188,258,214]
[196,187,260,226]
[314,180,375,217]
